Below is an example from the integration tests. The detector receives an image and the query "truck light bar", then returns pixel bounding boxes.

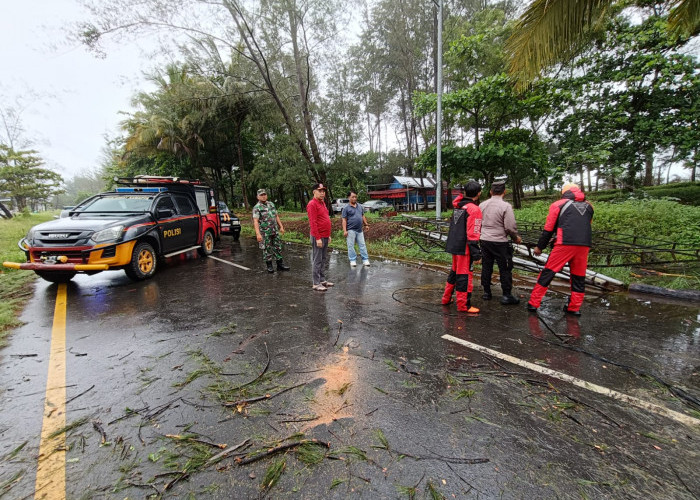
[115,187,166,193]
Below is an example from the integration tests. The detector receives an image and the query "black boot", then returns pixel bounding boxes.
[482,290,492,300]
[266,261,274,273]
[277,259,290,271]
[500,294,520,305]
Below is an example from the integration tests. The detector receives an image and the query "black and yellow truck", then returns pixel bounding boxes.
[3,177,225,283]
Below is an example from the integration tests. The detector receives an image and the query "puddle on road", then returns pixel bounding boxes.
[306,346,357,429]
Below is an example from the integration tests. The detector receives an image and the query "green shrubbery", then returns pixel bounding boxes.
[515,199,700,247]
[522,182,700,206]
[0,212,57,343]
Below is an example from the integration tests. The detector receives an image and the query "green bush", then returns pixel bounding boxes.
[516,199,700,247]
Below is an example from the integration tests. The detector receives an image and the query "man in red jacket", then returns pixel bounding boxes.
[307,183,333,291]
[441,181,483,313]
[527,183,594,316]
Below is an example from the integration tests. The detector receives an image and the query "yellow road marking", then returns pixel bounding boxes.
[442,334,700,428]
[35,284,67,499]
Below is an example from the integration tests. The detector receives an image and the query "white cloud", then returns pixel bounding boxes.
[0,0,157,180]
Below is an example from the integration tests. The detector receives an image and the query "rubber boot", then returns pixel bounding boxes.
[266,261,274,273]
[500,294,520,305]
[563,302,581,316]
[277,259,290,271]
[457,291,479,313]
[441,283,455,305]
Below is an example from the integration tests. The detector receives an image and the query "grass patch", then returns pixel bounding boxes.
[0,212,57,345]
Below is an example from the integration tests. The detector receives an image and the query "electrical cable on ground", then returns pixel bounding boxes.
[391,286,700,413]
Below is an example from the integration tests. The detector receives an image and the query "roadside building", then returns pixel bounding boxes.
[367,176,448,211]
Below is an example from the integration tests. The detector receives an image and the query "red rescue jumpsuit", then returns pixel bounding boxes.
[442,195,482,312]
[527,186,594,313]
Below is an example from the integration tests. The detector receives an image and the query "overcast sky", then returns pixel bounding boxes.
[0,1,158,181]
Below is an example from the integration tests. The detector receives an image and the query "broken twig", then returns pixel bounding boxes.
[66,385,95,405]
[206,438,252,466]
[229,342,270,391]
[223,382,307,408]
[236,439,329,466]
[92,420,107,444]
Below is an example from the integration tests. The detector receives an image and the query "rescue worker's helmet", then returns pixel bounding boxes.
[561,182,580,194]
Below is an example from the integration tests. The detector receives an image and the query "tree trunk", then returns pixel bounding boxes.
[586,166,592,192]
[0,201,12,219]
[234,123,250,210]
[288,7,322,167]
[223,0,313,166]
[643,154,654,186]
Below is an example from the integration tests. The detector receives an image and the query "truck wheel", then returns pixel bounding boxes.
[199,229,215,256]
[35,271,76,283]
[232,229,240,242]
[125,242,157,280]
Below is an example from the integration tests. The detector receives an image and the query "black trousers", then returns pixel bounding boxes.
[480,240,513,295]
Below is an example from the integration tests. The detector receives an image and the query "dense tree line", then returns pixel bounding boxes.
[74,0,697,210]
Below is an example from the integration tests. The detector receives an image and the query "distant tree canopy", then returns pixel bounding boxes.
[80,0,697,211]
[0,145,64,211]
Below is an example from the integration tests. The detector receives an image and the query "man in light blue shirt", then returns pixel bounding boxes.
[341,191,370,266]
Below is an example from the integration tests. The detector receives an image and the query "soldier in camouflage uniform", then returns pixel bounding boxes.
[253,189,290,273]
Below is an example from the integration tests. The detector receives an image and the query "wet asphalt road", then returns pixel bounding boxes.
[0,237,699,499]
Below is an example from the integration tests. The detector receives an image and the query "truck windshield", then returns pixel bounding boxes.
[78,195,154,213]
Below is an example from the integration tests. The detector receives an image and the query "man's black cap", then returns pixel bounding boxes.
[464,181,482,197]
[312,183,327,191]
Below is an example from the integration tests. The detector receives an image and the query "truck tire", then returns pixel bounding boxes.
[199,229,215,256]
[232,228,241,241]
[35,271,76,283]
[125,242,157,280]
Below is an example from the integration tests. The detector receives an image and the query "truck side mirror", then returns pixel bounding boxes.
[157,208,174,219]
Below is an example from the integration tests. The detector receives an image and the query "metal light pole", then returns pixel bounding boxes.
[435,0,443,220]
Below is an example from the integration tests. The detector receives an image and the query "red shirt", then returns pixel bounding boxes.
[307,197,331,238]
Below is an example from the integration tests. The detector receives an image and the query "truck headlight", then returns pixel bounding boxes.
[24,229,36,246]
[91,225,124,243]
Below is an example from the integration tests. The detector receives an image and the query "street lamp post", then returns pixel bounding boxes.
[434,0,443,220]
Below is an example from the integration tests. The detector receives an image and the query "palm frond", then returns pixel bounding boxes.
[506,0,614,89]
[668,0,700,37]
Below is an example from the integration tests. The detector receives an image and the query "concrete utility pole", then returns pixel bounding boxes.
[434,0,443,220]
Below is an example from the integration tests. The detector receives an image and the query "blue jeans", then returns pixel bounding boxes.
[346,230,369,262]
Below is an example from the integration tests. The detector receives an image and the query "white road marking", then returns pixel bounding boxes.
[442,334,699,428]
[209,255,251,271]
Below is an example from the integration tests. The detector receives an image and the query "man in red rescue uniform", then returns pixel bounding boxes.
[441,181,483,313]
[527,183,594,316]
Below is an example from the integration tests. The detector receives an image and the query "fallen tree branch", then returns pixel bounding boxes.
[66,385,95,405]
[229,342,270,392]
[92,420,107,444]
[236,439,329,466]
[165,434,226,449]
[223,382,307,408]
[206,438,252,466]
[334,321,343,346]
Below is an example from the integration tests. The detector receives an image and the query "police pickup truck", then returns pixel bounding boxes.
[3,177,225,283]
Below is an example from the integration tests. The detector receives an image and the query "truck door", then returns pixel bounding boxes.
[155,195,187,253]
[172,194,201,246]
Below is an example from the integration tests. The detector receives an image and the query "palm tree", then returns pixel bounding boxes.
[506,0,700,88]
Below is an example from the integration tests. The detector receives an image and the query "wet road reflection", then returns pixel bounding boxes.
[0,236,698,499]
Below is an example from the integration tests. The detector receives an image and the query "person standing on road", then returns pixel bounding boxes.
[479,180,522,305]
[441,181,483,313]
[341,191,370,267]
[253,189,290,273]
[307,183,333,291]
[526,183,594,316]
